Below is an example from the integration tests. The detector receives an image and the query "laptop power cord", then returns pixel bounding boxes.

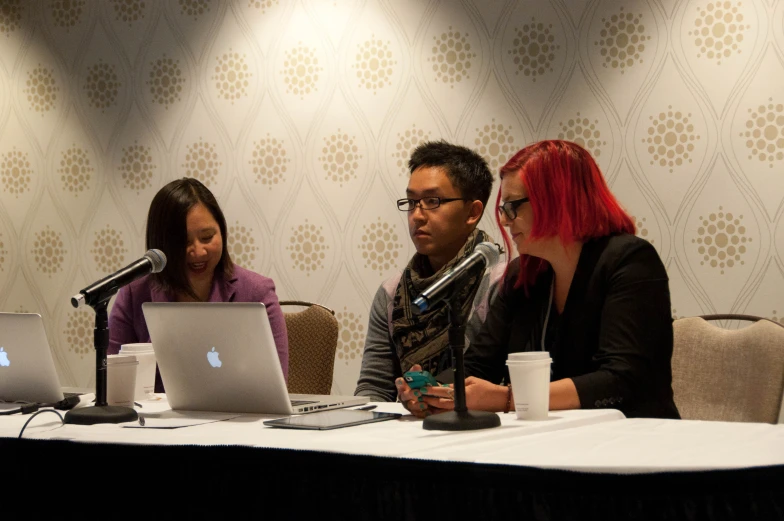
[52,395,82,410]
[0,395,81,416]
[17,409,64,438]
[0,403,40,416]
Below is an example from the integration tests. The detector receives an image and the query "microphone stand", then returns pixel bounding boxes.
[423,290,501,431]
[64,300,138,425]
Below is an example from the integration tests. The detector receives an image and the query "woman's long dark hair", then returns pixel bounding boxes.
[146,178,233,300]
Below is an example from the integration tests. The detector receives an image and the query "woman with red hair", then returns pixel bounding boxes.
[423,140,680,419]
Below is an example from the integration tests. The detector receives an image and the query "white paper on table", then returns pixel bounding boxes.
[123,410,241,429]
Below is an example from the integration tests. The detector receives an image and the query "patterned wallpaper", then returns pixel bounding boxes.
[0,0,782,394]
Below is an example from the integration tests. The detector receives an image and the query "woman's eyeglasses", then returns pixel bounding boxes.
[497,197,530,220]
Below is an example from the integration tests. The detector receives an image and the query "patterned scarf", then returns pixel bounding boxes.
[391,229,490,375]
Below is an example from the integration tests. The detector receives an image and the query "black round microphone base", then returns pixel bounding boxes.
[423,410,501,431]
[64,405,138,425]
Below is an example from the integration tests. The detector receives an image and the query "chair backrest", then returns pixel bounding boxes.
[672,316,784,424]
[279,301,338,395]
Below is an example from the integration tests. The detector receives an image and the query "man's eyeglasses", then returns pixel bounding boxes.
[397,197,470,211]
[497,197,530,220]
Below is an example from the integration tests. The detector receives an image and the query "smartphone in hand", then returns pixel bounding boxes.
[403,370,438,390]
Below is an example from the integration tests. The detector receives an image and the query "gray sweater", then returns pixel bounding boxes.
[354,262,505,402]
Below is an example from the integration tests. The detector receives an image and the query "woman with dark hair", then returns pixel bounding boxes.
[108,178,288,392]
[418,140,679,419]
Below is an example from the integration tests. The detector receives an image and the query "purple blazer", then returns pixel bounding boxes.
[108,265,289,393]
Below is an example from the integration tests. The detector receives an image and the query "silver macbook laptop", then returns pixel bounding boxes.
[0,312,65,404]
[141,302,368,415]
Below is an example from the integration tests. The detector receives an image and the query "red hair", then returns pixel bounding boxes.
[495,140,635,289]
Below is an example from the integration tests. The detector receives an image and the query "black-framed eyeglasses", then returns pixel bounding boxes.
[397,197,470,211]
[497,197,530,220]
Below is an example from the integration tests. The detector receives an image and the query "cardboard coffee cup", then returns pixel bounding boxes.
[107,354,138,407]
[119,343,156,400]
[506,352,552,421]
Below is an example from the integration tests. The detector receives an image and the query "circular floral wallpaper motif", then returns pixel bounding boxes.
[91,226,128,274]
[50,0,85,30]
[336,307,364,364]
[644,106,699,172]
[111,0,146,26]
[213,49,252,103]
[508,18,559,81]
[741,97,784,168]
[1,148,33,197]
[147,55,185,109]
[179,0,211,20]
[287,220,328,275]
[84,60,121,112]
[594,7,650,73]
[319,130,361,187]
[392,125,431,176]
[0,0,23,35]
[248,0,277,13]
[25,65,59,115]
[428,26,476,87]
[64,309,93,357]
[692,206,751,275]
[228,221,259,268]
[31,226,67,276]
[250,135,288,188]
[119,142,155,194]
[689,1,748,65]
[474,120,516,172]
[557,113,606,158]
[182,139,221,188]
[353,36,396,94]
[58,145,93,196]
[282,44,322,99]
[359,217,402,275]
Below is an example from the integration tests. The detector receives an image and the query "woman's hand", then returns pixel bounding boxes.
[395,365,452,418]
[422,377,508,412]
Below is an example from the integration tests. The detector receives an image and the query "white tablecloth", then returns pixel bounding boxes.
[2,397,783,474]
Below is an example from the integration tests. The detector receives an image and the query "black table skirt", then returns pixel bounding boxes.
[3,438,783,520]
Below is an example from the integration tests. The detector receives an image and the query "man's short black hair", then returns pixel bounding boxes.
[408,140,493,209]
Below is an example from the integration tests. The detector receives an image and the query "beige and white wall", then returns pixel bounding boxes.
[0,0,782,393]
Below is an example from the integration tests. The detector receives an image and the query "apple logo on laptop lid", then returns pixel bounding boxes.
[0,347,9,367]
[207,347,222,368]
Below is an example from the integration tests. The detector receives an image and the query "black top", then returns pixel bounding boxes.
[465,234,680,419]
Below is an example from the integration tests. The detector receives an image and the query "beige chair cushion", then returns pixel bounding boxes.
[283,305,339,395]
[672,317,784,423]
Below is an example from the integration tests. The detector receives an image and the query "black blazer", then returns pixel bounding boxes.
[465,234,680,419]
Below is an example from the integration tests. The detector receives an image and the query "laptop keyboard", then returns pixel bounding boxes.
[290,399,317,407]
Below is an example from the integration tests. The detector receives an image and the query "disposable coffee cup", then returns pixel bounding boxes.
[107,354,138,407]
[506,352,552,421]
[119,343,156,400]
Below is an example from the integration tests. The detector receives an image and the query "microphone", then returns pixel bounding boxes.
[71,249,167,308]
[412,242,500,314]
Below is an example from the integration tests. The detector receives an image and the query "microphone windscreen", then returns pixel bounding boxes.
[474,242,501,266]
[144,249,167,273]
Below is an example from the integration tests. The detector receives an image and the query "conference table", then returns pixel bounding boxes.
[2,397,783,519]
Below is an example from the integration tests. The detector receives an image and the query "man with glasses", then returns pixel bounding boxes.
[354,140,503,411]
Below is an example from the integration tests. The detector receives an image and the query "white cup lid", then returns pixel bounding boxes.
[508,351,550,361]
[119,343,153,352]
[507,358,551,366]
[108,354,138,364]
